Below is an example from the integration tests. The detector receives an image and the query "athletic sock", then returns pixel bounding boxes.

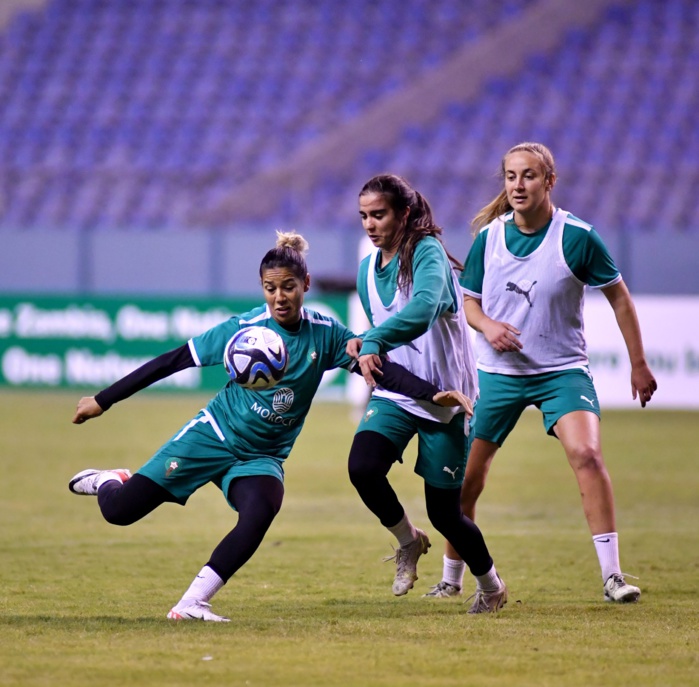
[474,564,501,592]
[177,565,225,605]
[95,471,125,490]
[442,555,465,589]
[593,532,621,582]
[387,513,418,548]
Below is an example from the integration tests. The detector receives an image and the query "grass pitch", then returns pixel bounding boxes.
[0,391,697,686]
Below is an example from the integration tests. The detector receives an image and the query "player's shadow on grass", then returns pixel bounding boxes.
[0,599,480,630]
[0,615,173,629]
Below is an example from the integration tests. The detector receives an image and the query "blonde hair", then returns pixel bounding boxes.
[259,230,309,279]
[275,230,309,255]
[471,142,557,234]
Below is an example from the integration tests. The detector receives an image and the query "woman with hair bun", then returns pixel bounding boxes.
[68,231,469,621]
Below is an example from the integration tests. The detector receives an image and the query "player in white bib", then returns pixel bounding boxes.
[427,143,657,604]
[347,174,507,613]
[68,232,471,622]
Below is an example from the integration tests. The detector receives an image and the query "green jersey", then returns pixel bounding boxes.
[189,304,354,461]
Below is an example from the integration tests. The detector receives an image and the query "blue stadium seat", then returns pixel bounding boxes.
[0,0,695,233]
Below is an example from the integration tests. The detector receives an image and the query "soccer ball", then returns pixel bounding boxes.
[224,326,289,390]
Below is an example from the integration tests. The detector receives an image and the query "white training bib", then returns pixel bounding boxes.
[366,247,478,424]
[477,208,588,375]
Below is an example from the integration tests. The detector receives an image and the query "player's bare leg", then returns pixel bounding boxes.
[555,411,640,602]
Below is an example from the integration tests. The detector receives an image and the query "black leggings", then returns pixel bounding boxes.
[348,430,493,577]
[97,473,284,582]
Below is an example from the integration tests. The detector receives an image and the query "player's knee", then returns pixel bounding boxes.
[569,444,605,473]
[460,477,484,506]
[97,489,137,526]
[256,493,282,523]
[425,486,461,538]
[228,475,284,526]
[348,431,397,486]
[426,507,454,538]
[348,453,376,486]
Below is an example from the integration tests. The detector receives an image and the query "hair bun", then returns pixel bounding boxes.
[275,230,309,255]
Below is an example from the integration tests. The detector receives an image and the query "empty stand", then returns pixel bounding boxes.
[0,0,695,234]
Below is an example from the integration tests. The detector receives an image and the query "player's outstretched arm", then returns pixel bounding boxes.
[360,358,472,415]
[72,396,104,424]
[71,344,196,424]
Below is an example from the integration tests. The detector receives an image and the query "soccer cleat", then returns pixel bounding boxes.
[466,576,508,614]
[68,468,131,495]
[384,529,431,596]
[167,600,230,622]
[604,573,641,603]
[423,581,462,598]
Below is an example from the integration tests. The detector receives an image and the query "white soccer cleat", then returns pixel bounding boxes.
[423,581,462,598]
[604,573,641,603]
[385,529,431,596]
[466,576,508,614]
[167,600,230,623]
[68,468,131,495]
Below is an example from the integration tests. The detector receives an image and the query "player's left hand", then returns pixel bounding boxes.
[358,353,382,386]
[631,361,658,408]
[433,390,474,416]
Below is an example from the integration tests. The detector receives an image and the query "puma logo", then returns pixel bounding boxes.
[580,395,595,407]
[506,280,537,307]
[442,466,460,480]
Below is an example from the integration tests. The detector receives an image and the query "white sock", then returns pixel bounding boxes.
[593,532,620,582]
[442,555,466,589]
[474,564,501,592]
[176,565,225,606]
[96,471,124,490]
[387,513,418,548]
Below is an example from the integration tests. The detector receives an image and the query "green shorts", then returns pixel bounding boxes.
[356,397,472,489]
[137,409,285,509]
[475,368,601,446]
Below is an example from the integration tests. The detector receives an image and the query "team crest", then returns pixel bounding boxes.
[272,387,294,414]
[363,408,377,423]
[165,460,179,477]
[308,350,318,363]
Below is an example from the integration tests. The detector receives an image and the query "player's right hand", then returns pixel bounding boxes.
[72,396,104,424]
[345,337,363,359]
[483,319,522,353]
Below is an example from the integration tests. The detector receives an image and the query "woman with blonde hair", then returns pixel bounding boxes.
[426,143,657,603]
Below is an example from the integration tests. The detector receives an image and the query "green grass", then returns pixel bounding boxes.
[1,391,697,686]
